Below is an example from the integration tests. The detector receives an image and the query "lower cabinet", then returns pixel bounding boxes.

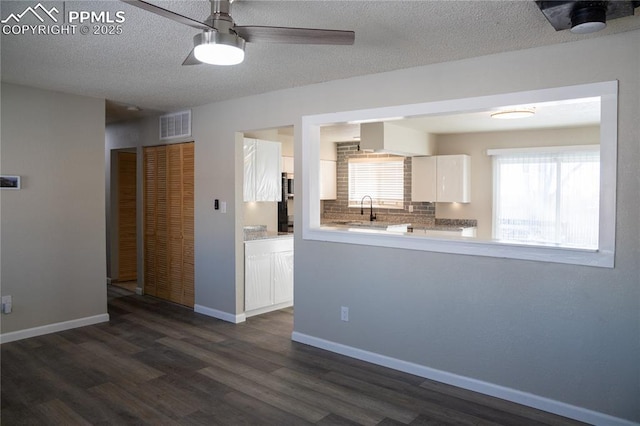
[245,237,294,316]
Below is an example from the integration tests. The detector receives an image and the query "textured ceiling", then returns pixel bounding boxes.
[2,1,639,119]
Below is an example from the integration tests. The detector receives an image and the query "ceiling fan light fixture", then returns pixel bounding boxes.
[193,31,245,66]
[570,3,607,34]
[490,108,536,120]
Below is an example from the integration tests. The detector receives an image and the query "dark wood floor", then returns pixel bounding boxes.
[1,286,586,425]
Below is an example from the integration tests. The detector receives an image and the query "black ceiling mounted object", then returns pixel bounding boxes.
[536,1,640,33]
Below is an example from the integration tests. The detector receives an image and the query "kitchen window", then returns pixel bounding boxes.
[491,146,600,249]
[348,157,404,209]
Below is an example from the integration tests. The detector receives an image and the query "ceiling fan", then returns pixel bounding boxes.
[122,0,355,66]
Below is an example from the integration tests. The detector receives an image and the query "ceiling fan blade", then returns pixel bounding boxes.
[234,26,355,45]
[182,49,202,66]
[121,0,212,31]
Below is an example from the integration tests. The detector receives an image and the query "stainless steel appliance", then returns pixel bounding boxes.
[278,173,289,233]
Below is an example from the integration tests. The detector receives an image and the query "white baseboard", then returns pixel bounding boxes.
[291,332,637,426]
[0,314,110,344]
[135,287,143,295]
[245,301,293,318]
[194,304,246,324]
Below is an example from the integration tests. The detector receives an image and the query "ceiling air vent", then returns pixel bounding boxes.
[160,110,191,140]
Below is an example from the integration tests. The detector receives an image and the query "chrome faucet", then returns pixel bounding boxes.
[360,195,377,222]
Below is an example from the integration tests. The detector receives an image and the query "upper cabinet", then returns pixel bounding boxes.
[244,138,282,202]
[319,160,337,200]
[412,154,470,203]
[412,156,437,201]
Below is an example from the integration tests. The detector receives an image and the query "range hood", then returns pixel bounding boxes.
[360,122,435,157]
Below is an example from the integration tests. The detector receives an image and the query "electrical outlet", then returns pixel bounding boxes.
[341,306,349,322]
[408,205,414,213]
[2,295,12,314]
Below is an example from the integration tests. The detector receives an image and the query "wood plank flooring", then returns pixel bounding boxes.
[1,286,587,425]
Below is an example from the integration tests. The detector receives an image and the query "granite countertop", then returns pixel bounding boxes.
[322,220,475,232]
[244,225,293,241]
[409,225,474,231]
[244,232,293,242]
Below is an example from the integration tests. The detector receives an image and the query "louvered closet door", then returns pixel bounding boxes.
[117,152,137,282]
[181,144,195,307]
[143,147,158,296]
[155,147,170,300]
[143,142,194,307]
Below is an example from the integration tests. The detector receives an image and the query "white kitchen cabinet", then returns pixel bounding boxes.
[412,154,470,203]
[437,155,470,202]
[244,251,272,311]
[411,156,437,202]
[244,237,294,315]
[244,138,282,202]
[282,156,294,175]
[273,250,294,304]
[319,160,337,200]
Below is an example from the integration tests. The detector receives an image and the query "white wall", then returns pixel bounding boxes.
[435,126,600,238]
[188,30,639,424]
[1,83,108,336]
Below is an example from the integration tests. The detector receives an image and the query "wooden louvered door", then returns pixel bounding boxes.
[143,142,194,307]
[117,151,137,282]
[180,144,195,307]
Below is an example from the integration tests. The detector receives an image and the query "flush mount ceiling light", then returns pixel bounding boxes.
[490,108,536,120]
[536,1,640,34]
[193,30,245,65]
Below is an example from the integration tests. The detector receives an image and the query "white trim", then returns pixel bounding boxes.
[306,227,611,268]
[291,332,637,426]
[135,287,143,295]
[487,144,599,156]
[0,314,110,344]
[245,301,293,318]
[194,304,246,324]
[302,81,617,268]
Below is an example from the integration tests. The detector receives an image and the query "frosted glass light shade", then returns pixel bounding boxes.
[193,31,245,66]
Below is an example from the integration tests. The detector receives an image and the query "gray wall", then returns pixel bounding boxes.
[187,31,638,422]
[1,83,107,333]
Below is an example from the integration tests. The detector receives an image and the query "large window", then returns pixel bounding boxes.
[491,146,600,249]
[348,157,404,209]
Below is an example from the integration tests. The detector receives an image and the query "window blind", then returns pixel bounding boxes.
[492,147,600,249]
[348,157,404,208]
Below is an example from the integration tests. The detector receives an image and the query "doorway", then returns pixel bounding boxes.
[117,151,138,283]
[109,150,138,292]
